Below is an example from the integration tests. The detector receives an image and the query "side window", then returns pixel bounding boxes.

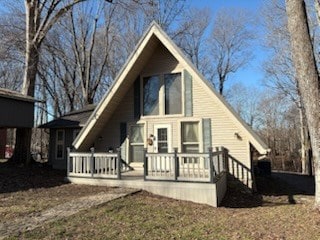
[181,122,199,153]
[56,130,65,159]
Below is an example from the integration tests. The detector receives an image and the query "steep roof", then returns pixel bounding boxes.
[0,88,35,103]
[73,22,269,154]
[39,105,95,129]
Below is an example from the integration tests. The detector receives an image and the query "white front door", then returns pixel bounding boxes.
[154,124,172,153]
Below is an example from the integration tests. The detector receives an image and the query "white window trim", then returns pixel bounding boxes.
[179,119,203,153]
[130,124,145,145]
[55,129,65,160]
[140,71,183,118]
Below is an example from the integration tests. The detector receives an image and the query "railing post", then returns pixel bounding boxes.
[144,148,148,180]
[174,148,178,181]
[222,147,228,172]
[208,147,214,183]
[90,147,94,178]
[67,147,71,177]
[117,148,121,180]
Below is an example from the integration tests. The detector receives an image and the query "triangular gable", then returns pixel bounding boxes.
[74,21,269,154]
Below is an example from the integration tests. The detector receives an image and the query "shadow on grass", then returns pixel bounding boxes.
[221,172,314,208]
[0,161,66,194]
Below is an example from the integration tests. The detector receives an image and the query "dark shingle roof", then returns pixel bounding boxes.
[39,104,95,129]
[0,88,35,102]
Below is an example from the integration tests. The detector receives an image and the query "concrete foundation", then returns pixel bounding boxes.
[66,173,227,207]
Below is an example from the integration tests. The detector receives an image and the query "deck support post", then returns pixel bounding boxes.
[174,148,178,181]
[208,147,214,183]
[117,148,121,180]
[67,147,71,177]
[90,147,94,177]
[144,148,148,180]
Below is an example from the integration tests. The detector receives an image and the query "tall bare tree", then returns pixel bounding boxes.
[263,0,312,174]
[208,8,255,95]
[285,0,320,206]
[13,0,112,165]
[174,8,211,73]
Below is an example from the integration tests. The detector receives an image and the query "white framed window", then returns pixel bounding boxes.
[164,73,181,115]
[56,129,65,159]
[130,124,144,162]
[143,75,160,116]
[181,122,199,153]
[142,72,182,116]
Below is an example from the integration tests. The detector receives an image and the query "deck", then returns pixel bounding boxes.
[66,147,229,207]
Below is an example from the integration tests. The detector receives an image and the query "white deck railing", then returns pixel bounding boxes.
[67,149,120,179]
[177,153,210,181]
[144,147,228,183]
[145,153,176,180]
[67,147,228,183]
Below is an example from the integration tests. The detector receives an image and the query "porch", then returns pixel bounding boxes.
[66,147,229,207]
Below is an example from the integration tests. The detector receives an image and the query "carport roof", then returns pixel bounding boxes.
[0,88,35,103]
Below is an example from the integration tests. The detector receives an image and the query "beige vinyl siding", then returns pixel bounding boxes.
[94,87,134,151]
[141,43,183,76]
[192,75,252,186]
[91,42,253,186]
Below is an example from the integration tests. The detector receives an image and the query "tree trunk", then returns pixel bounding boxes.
[22,44,39,96]
[286,0,320,206]
[299,105,309,174]
[13,128,32,165]
[13,1,39,165]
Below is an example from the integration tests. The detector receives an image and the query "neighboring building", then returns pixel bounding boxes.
[39,105,95,169]
[66,22,269,207]
[0,88,35,159]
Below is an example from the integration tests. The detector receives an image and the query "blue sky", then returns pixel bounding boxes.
[190,0,267,90]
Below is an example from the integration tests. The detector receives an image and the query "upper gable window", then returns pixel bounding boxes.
[143,75,160,116]
[143,73,182,116]
[165,73,181,115]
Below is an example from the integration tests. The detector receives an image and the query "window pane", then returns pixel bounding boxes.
[182,144,199,153]
[165,73,181,114]
[131,125,144,143]
[157,128,168,153]
[158,128,167,141]
[158,142,168,153]
[131,145,144,162]
[143,76,160,115]
[182,122,199,142]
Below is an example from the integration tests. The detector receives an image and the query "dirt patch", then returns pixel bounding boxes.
[0,189,139,240]
[0,163,127,223]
